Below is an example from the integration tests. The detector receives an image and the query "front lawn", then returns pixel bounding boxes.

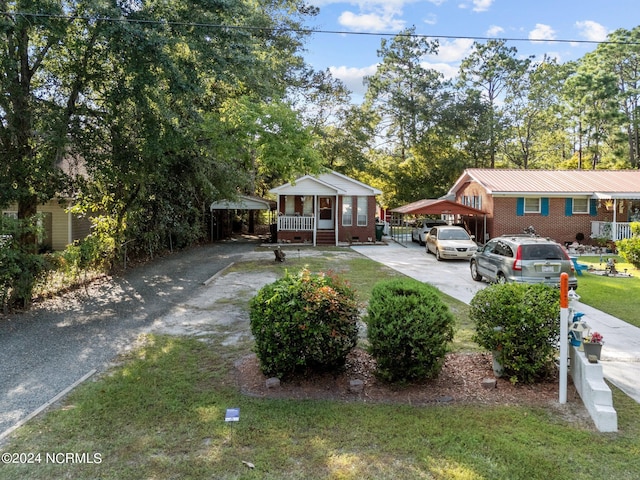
[573,256,640,328]
[3,335,640,480]
[2,250,640,479]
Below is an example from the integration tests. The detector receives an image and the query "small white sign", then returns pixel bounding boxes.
[225,408,240,422]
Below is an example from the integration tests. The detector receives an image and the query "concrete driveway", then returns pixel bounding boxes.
[352,239,485,303]
[352,239,640,404]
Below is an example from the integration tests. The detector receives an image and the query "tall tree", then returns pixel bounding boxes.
[563,61,623,169]
[500,57,568,169]
[0,2,86,247]
[459,40,526,168]
[589,27,640,168]
[364,27,443,161]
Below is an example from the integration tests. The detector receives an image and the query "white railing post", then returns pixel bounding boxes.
[277,215,315,232]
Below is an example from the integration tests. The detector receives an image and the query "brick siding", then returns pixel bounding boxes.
[456,181,619,245]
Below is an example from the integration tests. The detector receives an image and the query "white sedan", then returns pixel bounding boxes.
[425,226,478,261]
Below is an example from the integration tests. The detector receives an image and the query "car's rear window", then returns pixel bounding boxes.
[521,244,564,260]
[439,229,470,240]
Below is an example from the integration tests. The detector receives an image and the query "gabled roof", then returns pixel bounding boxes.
[269,170,382,196]
[390,199,485,216]
[210,195,275,211]
[449,169,640,199]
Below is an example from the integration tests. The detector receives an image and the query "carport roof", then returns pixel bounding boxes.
[210,195,276,211]
[390,199,486,216]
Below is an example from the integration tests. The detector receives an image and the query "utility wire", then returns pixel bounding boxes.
[2,10,640,47]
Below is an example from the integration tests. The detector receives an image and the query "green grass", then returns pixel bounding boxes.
[1,248,639,479]
[3,335,640,480]
[573,256,640,328]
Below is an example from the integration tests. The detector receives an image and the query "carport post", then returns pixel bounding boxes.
[559,272,569,404]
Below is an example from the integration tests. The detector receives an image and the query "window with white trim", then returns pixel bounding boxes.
[524,198,540,213]
[342,196,353,226]
[284,195,294,215]
[356,196,368,226]
[302,196,313,215]
[572,197,589,214]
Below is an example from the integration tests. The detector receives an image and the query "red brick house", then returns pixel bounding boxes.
[269,171,382,246]
[448,169,640,245]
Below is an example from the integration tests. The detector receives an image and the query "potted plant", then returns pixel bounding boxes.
[583,331,604,360]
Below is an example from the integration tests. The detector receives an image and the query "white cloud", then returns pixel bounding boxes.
[338,10,405,32]
[486,25,504,37]
[459,0,493,12]
[529,23,556,41]
[575,20,608,42]
[329,64,378,96]
[471,0,494,12]
[428,38,474,62]
[424,13,437,25]
[421,61,459,79]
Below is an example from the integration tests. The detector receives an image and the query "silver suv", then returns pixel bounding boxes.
[470,235,578,289]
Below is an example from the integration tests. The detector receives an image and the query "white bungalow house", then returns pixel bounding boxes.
[269,171,382,246]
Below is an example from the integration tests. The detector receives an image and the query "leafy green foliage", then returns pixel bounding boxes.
[249,269,360,378]
[470,283,560,384]
[366,279,455,383]
[616,222,640,269]
[0,217,50,311]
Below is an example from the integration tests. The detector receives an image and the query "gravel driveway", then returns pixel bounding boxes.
[0,239,258,441]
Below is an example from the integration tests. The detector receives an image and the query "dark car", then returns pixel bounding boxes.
[470,235,578,289]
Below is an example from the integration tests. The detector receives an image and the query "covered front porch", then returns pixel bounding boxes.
[591,196,640,241]
[274,194,337,246]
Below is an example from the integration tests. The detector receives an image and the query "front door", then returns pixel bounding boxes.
[318,196,334,229]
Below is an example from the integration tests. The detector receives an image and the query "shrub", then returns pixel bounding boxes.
[0,217,51,311]
[470,283,560,384]
[616,221,640,269]
[366,279,455,383]
[249,269,360,378]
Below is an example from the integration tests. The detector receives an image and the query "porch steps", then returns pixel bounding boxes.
[316,230,336,245]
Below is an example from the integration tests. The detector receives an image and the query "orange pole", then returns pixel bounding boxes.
[560,272,569,308]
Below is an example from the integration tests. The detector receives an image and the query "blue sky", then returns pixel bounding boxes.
[303,0,640,100]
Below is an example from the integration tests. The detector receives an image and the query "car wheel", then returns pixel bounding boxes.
[418,235,425,246]
[496,272,507,284]
[470,261,483,281]
[436,249,443,261]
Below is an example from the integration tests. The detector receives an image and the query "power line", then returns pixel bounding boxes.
[2,10,639,47]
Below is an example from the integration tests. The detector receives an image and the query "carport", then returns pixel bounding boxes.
[209,195,277,241]
[389,199,487,244]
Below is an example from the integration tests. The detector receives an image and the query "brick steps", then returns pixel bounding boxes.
[316,230,335,245]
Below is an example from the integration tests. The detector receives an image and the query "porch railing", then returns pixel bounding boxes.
[591,221,633,241]
[277,215,315,231]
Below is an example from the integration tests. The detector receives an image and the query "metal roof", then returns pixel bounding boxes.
[449,169,640,199]
[210,195,276,211]
[390,199,486,216]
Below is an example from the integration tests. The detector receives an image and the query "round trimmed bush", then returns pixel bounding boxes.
[366,279,455,383]
[470,283,560,384]
[249,269,359,378]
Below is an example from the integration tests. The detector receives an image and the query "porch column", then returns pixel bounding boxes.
[335,194,339,246]
[313,195,317,246]
[613,199,618,240]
